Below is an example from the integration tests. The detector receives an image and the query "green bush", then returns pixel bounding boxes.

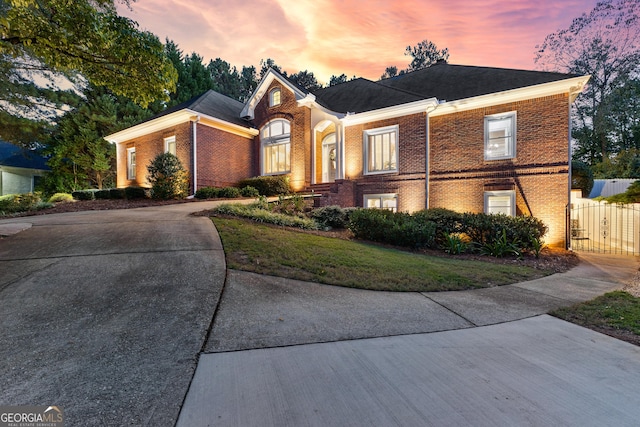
[72,189,96,200]
[0,193,43,214]
[571,160,594,197]
[195,186,219,199]
[147,152,189,200]
[48,193,74,203]
[240,185,260,197]
[109,188,126,199]
[310,205,350,229]
[95,189,111,199]
[238,175,290,196]
[213,202,318,230]
[124,186,148,199]
[413,208,463,242]
[218,187,241,198]
[460,212,547,252]
[348,208,436,248]
[442,233,468,255]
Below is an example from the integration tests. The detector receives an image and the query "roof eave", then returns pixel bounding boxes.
[340,98,439,126]
[430,75,591,117]
[105,109,257,144]
[240,69,308,120]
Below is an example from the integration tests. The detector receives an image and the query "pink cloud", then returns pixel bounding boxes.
[119,0,601,84]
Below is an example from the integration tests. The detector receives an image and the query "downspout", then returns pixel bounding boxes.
[191,115,201,196]
[567,98,573,250]
[339,122,346,180]
[425,103,438,209]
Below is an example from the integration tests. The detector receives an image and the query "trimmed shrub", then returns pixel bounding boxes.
[147,152,189,200]
[413,208,463,242]
[213,202,318,230]
[195,186,220,199]
[95,189,111,199]
[460,212,547,252]
[48,193,74,203]
[124,186,148,199]
[238,175,290,196]
[240,185,260,197]
[109,188,126,199]
[310,205,350,229]
[72,189,96,200]
[218,187,241,198]
[348,208,436,248]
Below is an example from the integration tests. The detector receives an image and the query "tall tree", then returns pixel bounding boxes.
[0,0,177,147]
[380,66,399,80]
[288,70,322,91]
[43,85,153,192]
[535,0,640,164]
[259,58,284,80]
[405,40,449,72]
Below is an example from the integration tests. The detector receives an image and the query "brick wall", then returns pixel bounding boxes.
[429,94,570,246]
[253,80,312,190]
[195,124,254,188]
[117,122,192,189]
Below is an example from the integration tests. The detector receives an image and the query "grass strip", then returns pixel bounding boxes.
[551,291,640,337]
[212,217,553,292]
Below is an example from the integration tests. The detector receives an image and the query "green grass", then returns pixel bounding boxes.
[551,291,640,336]
[212,217,555,292]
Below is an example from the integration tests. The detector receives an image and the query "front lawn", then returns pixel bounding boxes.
[212,217,558,292]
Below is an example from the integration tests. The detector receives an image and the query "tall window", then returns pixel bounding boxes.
[269,88,281,107]
[364,194,398,212]
[164,136,176,155]
[485,112,516,160]
[261,119,291,175]
[364,125,398,174]
[127,148,136,180]
[485,190,515,216]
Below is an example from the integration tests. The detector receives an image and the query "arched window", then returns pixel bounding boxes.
[261,119,290,174]
[269,88,281,107]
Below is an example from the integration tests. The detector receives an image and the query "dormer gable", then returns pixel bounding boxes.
[241,68,315,119]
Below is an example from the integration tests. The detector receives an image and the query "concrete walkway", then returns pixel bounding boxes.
[2,203,640,426]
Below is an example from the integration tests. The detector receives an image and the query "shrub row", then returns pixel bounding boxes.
[0,193,51,214]
[72,187,148,201]
[347,208,548,256]
[195,185,260,199]
[213,202,318,230]
[237,175,290,197]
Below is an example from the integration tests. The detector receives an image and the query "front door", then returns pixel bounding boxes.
[322,133,336,183]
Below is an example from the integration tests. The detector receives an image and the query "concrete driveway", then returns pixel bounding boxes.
[2,203,640,426]
[0,203,227,426]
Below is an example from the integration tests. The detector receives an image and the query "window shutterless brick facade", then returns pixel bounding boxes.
[428,94,570,246]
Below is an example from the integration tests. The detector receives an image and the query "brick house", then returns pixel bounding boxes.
[106,61,589,247]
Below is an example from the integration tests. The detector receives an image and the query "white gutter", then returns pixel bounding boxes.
[192,115,200,195]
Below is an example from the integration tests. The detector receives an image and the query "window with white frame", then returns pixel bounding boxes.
[485,112,516,160]
[261,119,291,174]
[127,148,136,180]
[364,194,398,212]
[269,88,281,107]
[364,125,398,174]
[484,190,515,216]
[164,136,176,155]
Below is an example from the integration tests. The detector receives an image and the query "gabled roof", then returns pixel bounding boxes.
[152,90,250,128]
[313,78,424,114]
[0,141,50,170]
[241,68,313,119]
[378,62,583,102]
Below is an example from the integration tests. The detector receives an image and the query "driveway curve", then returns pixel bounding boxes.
[0,202,227,426]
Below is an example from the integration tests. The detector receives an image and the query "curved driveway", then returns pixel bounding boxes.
[1,203,640,426]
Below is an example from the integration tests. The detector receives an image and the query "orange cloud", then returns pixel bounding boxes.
[119,0,600,84]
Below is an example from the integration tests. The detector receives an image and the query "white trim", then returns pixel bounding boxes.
[269,87,282,107]
[484,111,517,160]
[164,135,176,155]
[364,125,399,175]
[364,193,398,212]
[342,98,438,126]
[484,190,515,216]
[105,109,258,144]
[430,75,590,117]
[241,69,308,119]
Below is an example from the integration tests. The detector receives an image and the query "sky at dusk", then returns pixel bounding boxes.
[117,0,601,84]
